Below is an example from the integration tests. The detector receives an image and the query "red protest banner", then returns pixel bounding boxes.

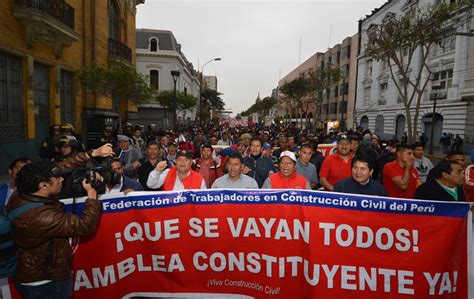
[6,190,471,298]
[64,190,470,298]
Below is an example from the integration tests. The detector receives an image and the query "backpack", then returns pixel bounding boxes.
[0,185,44,278]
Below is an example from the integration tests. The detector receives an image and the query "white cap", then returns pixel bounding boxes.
[279,151,297,163]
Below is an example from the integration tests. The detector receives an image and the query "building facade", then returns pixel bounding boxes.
[277,34,358,130]
[135,29,200,129]
[356,0,472,151]
[0,0,143,173]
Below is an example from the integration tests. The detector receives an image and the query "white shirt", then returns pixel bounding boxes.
[147,169,206,190]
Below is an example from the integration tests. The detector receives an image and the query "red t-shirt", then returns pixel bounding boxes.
[383,161,419,199]
[319,152,353,187]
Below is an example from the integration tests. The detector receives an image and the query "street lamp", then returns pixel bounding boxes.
[171,70,180,130]
[199,57,221,126]
[428,82,441,155]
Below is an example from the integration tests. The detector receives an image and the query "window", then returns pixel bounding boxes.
[150,38,158,52]
[364,87,371,105]
[108,0,119,40]
[366,59,373,77]
[341,64,350,77]
[329,103,338,114]
[184,86,187,95]
[323,104,329,115]
[0,52,24,140]
[380,82,388,99]
[326,88,330,100]
[334,86,339,98]
[150,70,159,90]
[332,52,340,64]
[340,101,347,114]
[340,82,349,96]
[433,69,453,91]
[341,46,351,59]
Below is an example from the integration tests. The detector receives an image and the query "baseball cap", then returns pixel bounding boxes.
[263,143,272,150]
[176,150,194,160]
[117,135,130,142]
[336,134,350,143]
[240,133,252,139]
[279,151,297,163]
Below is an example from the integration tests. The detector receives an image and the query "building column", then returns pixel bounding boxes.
[24,55,35,139]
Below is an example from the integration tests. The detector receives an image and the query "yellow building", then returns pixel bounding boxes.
[0,0,144,173]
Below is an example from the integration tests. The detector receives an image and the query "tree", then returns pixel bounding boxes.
[310,65,341,127]
[77,64,156,106]
[364,2,465,143]
[241,96,277,116]
[201,89,225,123]
[155,91,198,121]
[279,73,314,127]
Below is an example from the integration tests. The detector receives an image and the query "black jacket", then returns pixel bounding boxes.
[415,178,465,202]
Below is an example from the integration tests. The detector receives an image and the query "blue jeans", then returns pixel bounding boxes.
[15,279,73,299]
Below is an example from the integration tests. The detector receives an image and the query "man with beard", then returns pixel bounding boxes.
[262,151,310,189]
[319,134,354,191]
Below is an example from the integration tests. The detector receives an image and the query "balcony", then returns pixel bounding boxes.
[12,0,79,58]
[108,39,132,64]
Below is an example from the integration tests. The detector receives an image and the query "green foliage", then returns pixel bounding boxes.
[202,88,225,111]
[155,90,198,112]
[76,64,157,105]
[241,96,277,116]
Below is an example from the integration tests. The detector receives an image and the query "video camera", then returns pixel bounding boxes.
[57,156,120,199]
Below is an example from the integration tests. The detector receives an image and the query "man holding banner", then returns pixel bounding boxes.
[211,153,258,189]
[147,150,206,191]
[263,151,310,189]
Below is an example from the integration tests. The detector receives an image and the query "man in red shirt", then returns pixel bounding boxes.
[262,151,310,189]
[383,144,420,199]
[319,134,354,191]
[193,144,223,188]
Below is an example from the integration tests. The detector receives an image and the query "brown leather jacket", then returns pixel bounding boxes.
[7,193,100,283]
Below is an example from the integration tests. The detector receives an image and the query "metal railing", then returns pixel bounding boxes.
[108,39,132,62]
[14,0,75,30]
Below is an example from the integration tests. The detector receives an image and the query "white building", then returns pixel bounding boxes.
[356,0,472,151]
[135,29,200,129]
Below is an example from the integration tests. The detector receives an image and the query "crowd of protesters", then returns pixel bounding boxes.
[3,121,473,204]
[2,121,474,298]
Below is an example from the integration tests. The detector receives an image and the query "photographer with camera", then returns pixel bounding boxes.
[7,160,101,298]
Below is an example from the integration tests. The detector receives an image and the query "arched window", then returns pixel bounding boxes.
[108,0,119,40]
[150,38,158,52]
[375,115,384,136]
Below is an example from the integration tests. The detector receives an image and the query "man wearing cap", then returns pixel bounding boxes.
[212,153,259,189]
[243,137,276,188]
[319,134,354,191]
[262,151,310,189]
[117,135,143,178]
[147,150,206,191]
[193,144,223,188]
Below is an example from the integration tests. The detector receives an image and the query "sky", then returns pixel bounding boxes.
[136,0,388,115]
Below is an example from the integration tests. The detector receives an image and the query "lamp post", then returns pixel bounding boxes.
[428,84,441,155]
[199,57,221,126]
[171,70,180,130]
